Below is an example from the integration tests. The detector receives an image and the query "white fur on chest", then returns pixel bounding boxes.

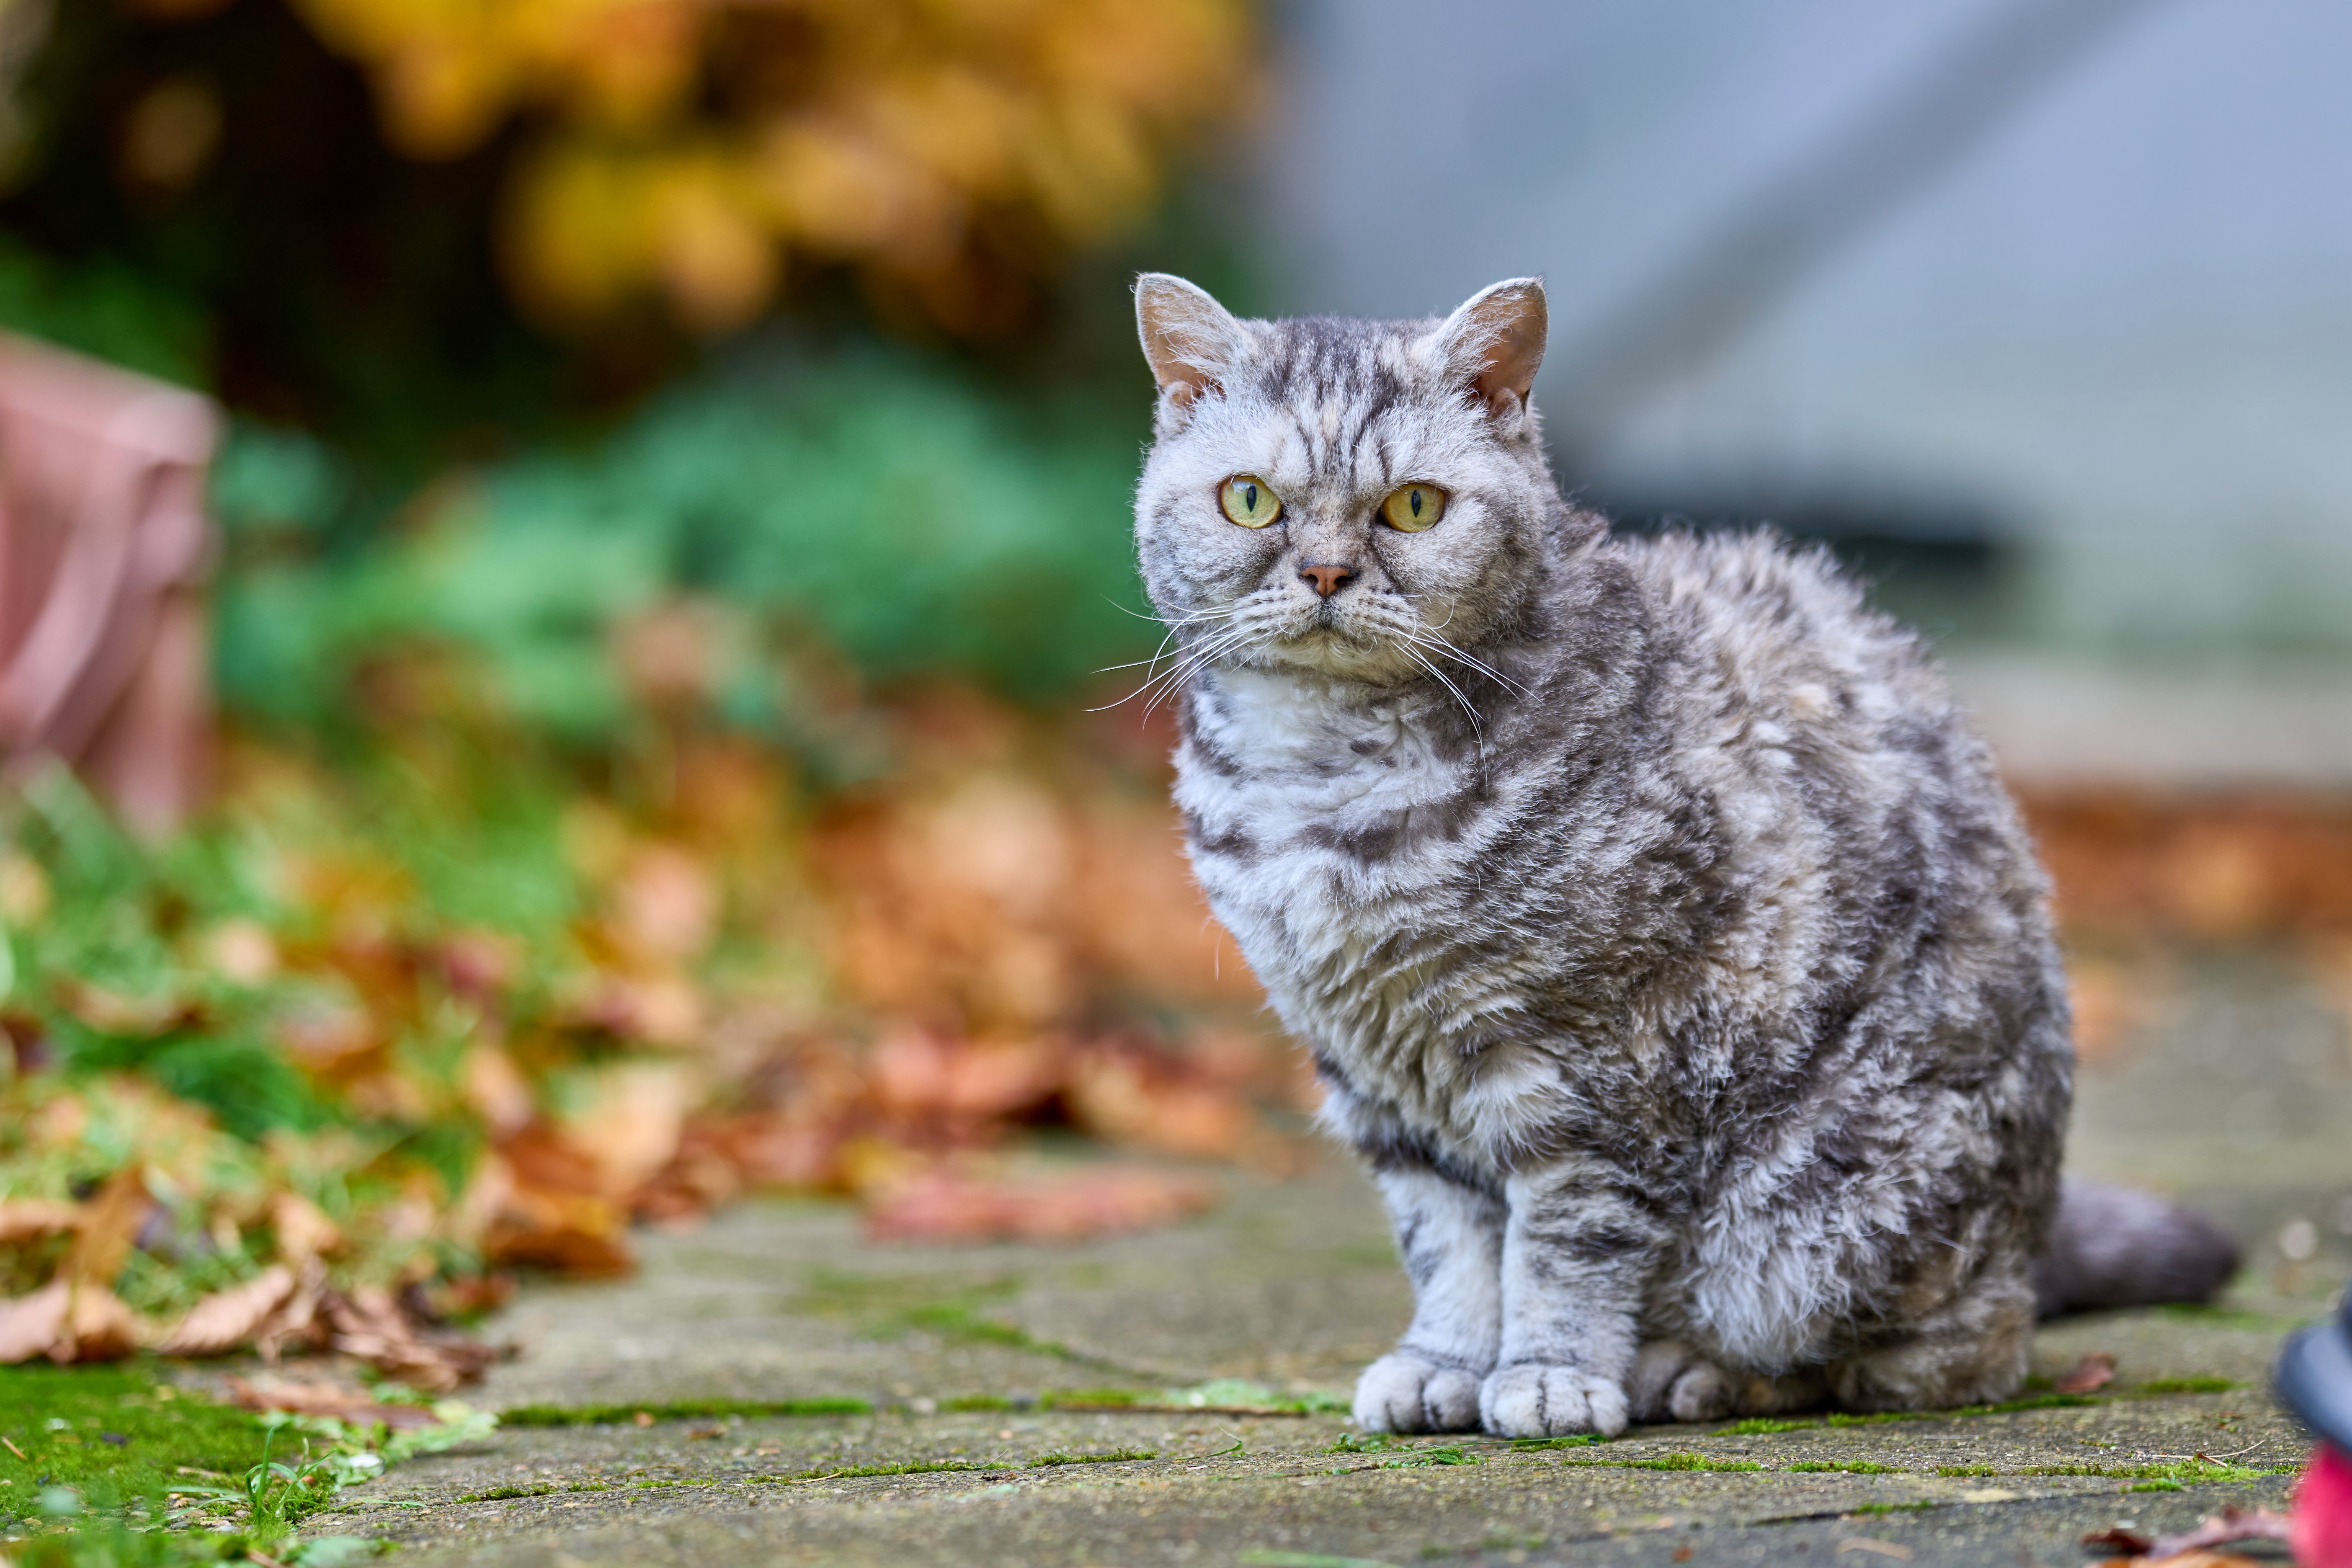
[1175,672,1557,1153]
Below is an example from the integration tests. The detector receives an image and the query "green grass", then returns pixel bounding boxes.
[1029,1449,1156,1467]
[495,1397,870,1427]
[1787,1460,1899,1474]
[2133,1377,2239,1395]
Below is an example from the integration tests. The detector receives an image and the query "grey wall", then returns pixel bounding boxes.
[1259,0,2352,658]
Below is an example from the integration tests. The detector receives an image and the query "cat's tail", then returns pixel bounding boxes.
[2031,1178,2241,1318]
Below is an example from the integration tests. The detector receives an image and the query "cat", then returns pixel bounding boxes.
[1127,273,2237,1437]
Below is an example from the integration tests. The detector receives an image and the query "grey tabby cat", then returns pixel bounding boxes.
[1128,273,2236,1438]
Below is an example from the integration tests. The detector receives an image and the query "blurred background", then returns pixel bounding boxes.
[0,0,2347,1378]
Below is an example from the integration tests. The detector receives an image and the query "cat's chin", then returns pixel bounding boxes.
[1250,628,1423,685]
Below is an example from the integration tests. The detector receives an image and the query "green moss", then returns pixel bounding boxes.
[1848,1501,1941,1517]
[2017,1460,2276,1483]
[754,1460,987,1484]
[1382,1446,1481,1469]
[1508,1435,1605,1451]
[2129,1480,2186,1492]
[0,1364,271,1526]
[1787,1460,1900,1475]
[495,1396,869,1427]
[1723,1418,1813,1435]
[2133,1377,2238,1395]
[1565,1451,1761,1473]
[1036,1389,1138,1409]
[1935,1465,1999,1478]
[938,1395,1017,1413]
[1029,1449,1156,1467]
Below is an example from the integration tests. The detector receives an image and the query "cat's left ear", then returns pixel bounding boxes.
[1432,277,1547,419]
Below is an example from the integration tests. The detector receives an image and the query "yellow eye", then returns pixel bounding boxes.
[1380,483,1446,532]
[1218,475,1282,528]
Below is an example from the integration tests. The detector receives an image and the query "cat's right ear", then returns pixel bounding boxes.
[1136,273,1244,414]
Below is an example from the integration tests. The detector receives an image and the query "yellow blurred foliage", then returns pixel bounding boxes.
[275,0,1256,332]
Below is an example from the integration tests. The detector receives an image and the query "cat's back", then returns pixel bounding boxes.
[1605,528,1955,757]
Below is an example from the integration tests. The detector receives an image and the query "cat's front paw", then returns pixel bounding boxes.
[1478,1362,1630,1439]
[1353,1352,1483,1433]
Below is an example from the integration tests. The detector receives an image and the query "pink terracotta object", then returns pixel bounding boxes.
[2298,1442,2352,1568]
[0,332,220,836]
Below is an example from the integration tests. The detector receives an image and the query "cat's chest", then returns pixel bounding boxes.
[1174,677,1490,972]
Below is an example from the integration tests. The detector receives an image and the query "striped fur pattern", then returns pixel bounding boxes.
[1130,274,2078,1437]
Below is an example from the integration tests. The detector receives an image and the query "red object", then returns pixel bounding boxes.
[0,333,219,836]
[2297,1442,2352,1568]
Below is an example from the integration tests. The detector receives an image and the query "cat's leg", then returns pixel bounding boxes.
[1478,1162,1664,1439]
[1353,1166,1505,1434]
[1629,1341,1828,1424]
[1828,1258,2037,1413]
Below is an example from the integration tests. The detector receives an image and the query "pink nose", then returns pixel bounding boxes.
[1300,563,1354,597]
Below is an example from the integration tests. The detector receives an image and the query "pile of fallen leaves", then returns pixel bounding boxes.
[0,681,1302,1383]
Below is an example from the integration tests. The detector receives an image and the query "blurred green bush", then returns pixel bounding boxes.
[211,341,1154,739]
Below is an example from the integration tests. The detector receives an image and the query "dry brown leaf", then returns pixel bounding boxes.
[61,1282,139,1362]
[0,1197,80,1244]
[0,1280,67,1363]
[154,1265,296,1357]
[321,1285,501,1392]
[62,1166,152,1286]
[226,1375,437,1430]
[1065,1048,1250,1159]
[611,844,719,962]
[2054,1350,2117,1395]
[270,1191,343,1263]
[483,1181,636,1278]
[554,1060,698,1198]
[1,1279,140,1364]
[863,1165,1217,1244]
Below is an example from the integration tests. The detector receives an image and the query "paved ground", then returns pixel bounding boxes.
[294,952,2349,1566]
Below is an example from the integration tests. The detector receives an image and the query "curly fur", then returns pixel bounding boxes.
[1129,273,2226,1437]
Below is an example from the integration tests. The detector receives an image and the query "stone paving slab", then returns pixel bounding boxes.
[285,953,2351,1565]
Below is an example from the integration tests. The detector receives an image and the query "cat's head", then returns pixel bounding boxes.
[1132,275,1586,685]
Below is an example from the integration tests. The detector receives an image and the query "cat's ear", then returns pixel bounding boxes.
[1432,277,1547,418]
[1136,273,1244,410]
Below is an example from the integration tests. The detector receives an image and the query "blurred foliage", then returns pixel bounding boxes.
[0,0,1255,449]
[211,339,1156,738]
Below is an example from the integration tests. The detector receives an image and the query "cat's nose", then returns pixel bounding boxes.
[1300,563,1355,598]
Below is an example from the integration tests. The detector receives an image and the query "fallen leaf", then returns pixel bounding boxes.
[2055,1350,2117,1395]
[62,1167,152,1286]
[154,1266,297,1357]
[0,1279,140,1364]
[0,1197,80,1243]
[61,1282,140,1361]
[226,1375,437,1430]
[0,1280,67,1363]
[863,1165,1217,1244]
[269,1191,343,1263]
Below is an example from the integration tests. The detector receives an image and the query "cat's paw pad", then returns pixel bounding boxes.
[1478,1363,1630,1439]
[1353,1352,1483,1433]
